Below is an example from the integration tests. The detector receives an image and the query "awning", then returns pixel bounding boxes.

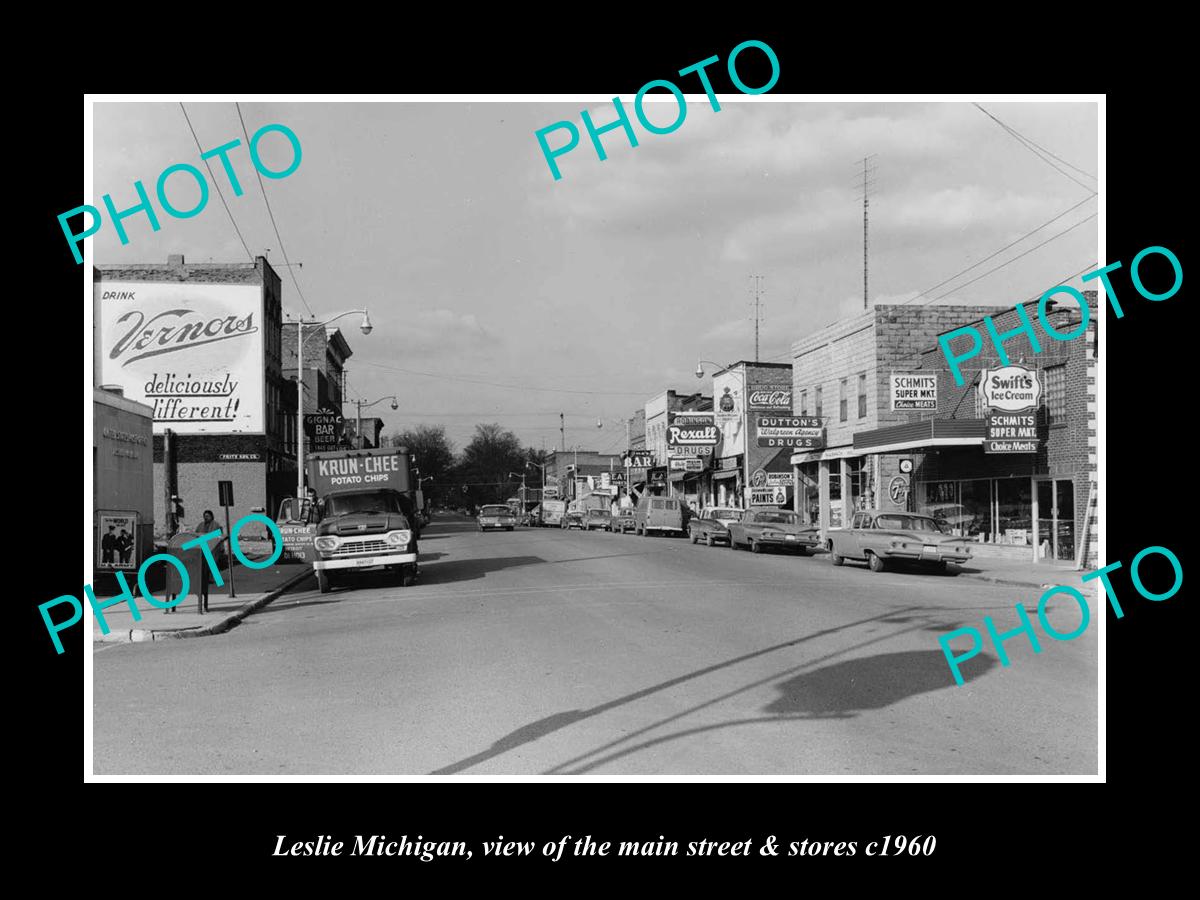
[851,418,986,455]
[712,469,741,481]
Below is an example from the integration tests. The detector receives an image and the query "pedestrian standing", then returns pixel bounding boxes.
[192,509,227,614]
[101,525,117,566]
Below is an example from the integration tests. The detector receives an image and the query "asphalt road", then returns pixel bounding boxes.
[92,514,1097,776]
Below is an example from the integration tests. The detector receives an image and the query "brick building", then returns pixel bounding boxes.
[643,389,712,502]
[858,295,1098,564]
[93,255,296,532]
[789,303,1013,531]
[706,361,793,510]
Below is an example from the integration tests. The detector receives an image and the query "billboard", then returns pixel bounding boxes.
[96,281,265,434]
[666,412,718,448]
[746,386,793,413]
[890,373,938,410]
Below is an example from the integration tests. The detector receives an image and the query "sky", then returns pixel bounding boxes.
[90,98,1099,454]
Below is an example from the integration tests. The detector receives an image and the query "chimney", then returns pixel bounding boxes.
[168,254,185,266]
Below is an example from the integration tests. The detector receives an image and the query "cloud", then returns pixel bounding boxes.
[372,308,496,360]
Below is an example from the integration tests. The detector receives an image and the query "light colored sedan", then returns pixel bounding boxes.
[688,507,743,546]
[827,510,973,573]
[477,504,516,532]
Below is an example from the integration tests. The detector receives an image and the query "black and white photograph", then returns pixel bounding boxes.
[81,92,1110,780]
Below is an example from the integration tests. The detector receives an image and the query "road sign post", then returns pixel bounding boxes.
[218,480,236,600]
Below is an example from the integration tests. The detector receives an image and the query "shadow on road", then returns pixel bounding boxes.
[419,556,548,585]
[429,605,926,775]
[763,650,995,716]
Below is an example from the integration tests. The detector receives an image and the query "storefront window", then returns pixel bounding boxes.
[799,463,819,525]
[996,478,1032,545]
[922,479,993,542]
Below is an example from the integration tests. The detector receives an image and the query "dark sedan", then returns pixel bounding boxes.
[728,508,820,554]
[688,507,744,547]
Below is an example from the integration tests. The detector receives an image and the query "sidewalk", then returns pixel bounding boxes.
[945,556,1089,593]
[91,560,314,644]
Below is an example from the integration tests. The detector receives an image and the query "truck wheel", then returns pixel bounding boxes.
[867,551,887,573]
[317,569,332,594]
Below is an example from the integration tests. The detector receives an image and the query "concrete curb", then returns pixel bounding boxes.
[950,571,1076,590]
[94,568,315,645]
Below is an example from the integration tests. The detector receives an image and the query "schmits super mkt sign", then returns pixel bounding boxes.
[96,281,265,435]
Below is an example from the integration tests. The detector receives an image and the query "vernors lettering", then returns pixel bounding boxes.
[110,308,258,367]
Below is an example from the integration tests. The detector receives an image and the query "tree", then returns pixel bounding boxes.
[390,424,455,504]
[458,423,527,506]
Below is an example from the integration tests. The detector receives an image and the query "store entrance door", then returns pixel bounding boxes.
[1036,478,1076,562]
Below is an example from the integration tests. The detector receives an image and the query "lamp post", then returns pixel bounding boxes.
[508,471,527,514]
[346,394,398,449]
[288,309,373,500]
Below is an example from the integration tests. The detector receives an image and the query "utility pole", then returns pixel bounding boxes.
[560,412,565,452]
[859,155,877,310]
[750,275,764,362]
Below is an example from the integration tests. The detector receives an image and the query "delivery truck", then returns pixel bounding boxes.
[278,446,421,594]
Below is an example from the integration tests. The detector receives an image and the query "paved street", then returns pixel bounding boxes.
[93,514,1097,776]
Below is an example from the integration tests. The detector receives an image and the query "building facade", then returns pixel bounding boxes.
[94,255,296,532]
[790,297,1097,564]
[93,387,155,580]
[707,361,793,511]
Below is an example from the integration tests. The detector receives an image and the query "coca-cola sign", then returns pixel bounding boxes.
[746,386,793,413]
[96,281,265,435]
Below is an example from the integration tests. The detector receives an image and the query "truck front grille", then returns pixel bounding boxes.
[331,539,390,557]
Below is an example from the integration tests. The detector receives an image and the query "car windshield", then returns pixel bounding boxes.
[480,506,509,516]
[711,509,743,521]
[325,491,404,517]
[876,514,947,533]
[587,510,607,517]
[755,511,799,525]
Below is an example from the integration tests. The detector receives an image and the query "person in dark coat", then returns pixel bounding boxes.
[116,529,133,565]
[101,526,117,566]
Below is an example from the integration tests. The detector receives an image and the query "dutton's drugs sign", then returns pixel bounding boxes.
[96,281,265,434]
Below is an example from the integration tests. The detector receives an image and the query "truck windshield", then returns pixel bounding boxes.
[325,491,404,517]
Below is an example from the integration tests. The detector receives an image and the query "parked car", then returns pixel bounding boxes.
[611,508,637,533]
[562,510,586,530]
[634,493,685,536]
[729,508,820,554]
[826,510,973,572]
[584,508,612,531]
[688,507,744,546]
[477,504,516,532]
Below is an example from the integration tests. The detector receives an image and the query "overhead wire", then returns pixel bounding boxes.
[973,103,1097,192]
[179,102,254,262]
[234,102,314,316]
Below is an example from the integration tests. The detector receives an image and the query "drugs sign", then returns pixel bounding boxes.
[756,416,824,449]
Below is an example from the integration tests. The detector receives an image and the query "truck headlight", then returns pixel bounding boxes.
[314,536,339,552]
[386,530,412,546]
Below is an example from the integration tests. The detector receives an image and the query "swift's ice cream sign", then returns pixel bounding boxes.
[97,282,265,434]
[980,366,1040,454]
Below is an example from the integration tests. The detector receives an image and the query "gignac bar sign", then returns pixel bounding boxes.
[746,387,793,413]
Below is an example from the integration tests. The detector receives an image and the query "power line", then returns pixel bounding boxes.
[179,103,253,262]
[234,102,314,316]
[973,103,1097,191]
[897,194,1098,306]
[359,360,653,396]
[922,212,1097,303]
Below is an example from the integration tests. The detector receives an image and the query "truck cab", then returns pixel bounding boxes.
[311,487,418,593]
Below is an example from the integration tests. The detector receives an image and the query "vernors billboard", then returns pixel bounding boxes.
[96,281,265,435]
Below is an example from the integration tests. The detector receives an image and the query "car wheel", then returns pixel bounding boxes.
[706,534,714,547]
[929,560,948,574]
[867,551,887,573]
[750,539,762,554]
[317,569,331,594]
[829,543,845,567]
[690,531,699,544]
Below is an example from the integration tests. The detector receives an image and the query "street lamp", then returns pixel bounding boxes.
[287,309,373,500]
[695,359,728,379]
[346,394,399,449]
